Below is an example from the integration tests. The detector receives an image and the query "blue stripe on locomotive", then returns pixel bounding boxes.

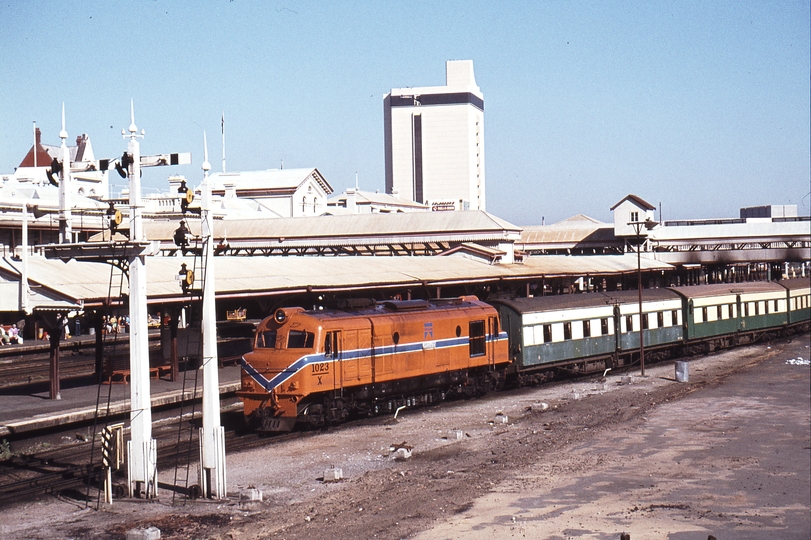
[243,332,508,393]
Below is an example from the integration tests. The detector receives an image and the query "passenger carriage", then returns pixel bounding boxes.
[491,289,684,377]
[671,282,789,342]
[782,278,811,325]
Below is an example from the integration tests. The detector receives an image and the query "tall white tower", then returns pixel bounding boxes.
[384,60,485,211]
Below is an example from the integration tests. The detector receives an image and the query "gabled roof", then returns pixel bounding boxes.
[610,194,656,211]
[207,168,333,196]
[438,242,506,264]
[141,210,521,245]
[550,214,606,227]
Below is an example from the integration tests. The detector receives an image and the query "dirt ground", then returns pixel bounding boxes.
[2,336,809,540]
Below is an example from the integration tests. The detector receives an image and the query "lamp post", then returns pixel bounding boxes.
[628,219,658,376]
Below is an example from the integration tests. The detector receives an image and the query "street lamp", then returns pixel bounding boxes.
[628,218,658,376]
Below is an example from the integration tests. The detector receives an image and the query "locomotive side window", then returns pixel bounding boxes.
[288,330,314,349]
[257,330,277,348]
[469,320,486,357]
[324,332,336,357]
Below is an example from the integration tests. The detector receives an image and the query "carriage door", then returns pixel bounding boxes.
[487,316,498,370]
[324,331,342,395]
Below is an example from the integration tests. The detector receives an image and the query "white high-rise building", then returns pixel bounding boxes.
[384,60,485,211]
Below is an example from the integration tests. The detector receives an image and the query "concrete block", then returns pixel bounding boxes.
[621,375,634,385]
[239,488,263,502]
[494,413,508,424]
[392,447,412,460]
[323,468,343,482]
[450,430,464,440]
[675,361,689,383]
[127,526,160,540]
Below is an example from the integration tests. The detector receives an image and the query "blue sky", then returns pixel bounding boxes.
[1,1,808,225]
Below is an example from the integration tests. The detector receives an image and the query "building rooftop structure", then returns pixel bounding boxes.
[326,188,428,214]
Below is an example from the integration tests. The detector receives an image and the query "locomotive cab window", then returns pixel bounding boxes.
[469,320,486,357]
[257,330,277,348]
[288,330,315,349]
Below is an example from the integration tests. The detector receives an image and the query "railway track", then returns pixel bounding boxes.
[0,405,312,508]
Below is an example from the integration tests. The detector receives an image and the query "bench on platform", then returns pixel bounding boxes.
[103,355,172,384]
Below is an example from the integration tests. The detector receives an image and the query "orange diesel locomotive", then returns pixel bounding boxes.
[238,297,509,432]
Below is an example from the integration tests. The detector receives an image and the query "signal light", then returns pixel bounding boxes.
[46,157,62,187]
[178,263,194,294]
[106,202,122,233]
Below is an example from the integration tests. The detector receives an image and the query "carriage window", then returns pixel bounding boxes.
[717,305,723,320]
[563,322,572,340]
[582,320,589,338]
[257,330,277,348]
[469,320,486,357]
[701,307,708,323]
[764,301,769,314]
[626,315,633,332]
[543,324,552,343]
[288,330,314,349]
[744,303,750,317]
[729,304,735,318]
[601,318,609,336]
[641,313,649,330]
[672,310,679,325]
[657,312,664,328]
[754,302,760,316]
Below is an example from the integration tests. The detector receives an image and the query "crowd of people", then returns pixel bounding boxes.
[0,321,24,346]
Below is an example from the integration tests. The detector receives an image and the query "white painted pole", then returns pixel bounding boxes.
[58,103,71,243]
[200,131,226,498]
[125,101,157,498]
[221,111,226,173]
[20,204,30,314]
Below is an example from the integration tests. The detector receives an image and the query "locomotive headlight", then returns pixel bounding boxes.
[275,309,287,323]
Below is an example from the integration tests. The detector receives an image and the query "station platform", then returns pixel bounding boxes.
[0,364,242,438]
